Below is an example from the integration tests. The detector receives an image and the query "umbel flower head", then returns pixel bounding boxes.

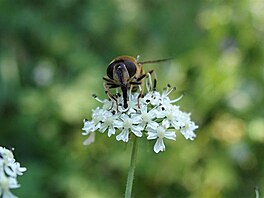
[0,146,27,198]
[82,85,198,153]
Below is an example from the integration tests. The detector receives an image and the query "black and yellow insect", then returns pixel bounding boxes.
[103,55,169,109]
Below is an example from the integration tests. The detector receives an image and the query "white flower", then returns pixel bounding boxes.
[99,111,120,137]
[139,105,157,128]
[142,91,161,106]
[82,107,107,135]
[82,107,115,145]
[0,147,26,198]
[91,107,109,128]
[173,111,198,140]
[115,114,144,142]
[82,84,198,153]
[117,92,140,114]
[180,121,198,140]
[160,86,183,105]
[128,92,140,110]
[93,94,114,110]
[142,86,182,107]
[146,120,176,153]
[82,119,97,145]
[157,105,185,130]
[82,119,96,135]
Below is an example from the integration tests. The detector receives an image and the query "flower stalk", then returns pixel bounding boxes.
[125,136,138,198]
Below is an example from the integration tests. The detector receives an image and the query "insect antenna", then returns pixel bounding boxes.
[138,58,172,65]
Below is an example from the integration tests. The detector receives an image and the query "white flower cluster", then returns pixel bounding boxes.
[0,146,26,198]
[82,86,198,153]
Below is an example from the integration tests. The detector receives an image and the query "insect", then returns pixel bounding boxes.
[103,55,170,110]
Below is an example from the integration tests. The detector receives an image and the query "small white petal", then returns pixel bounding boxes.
[120,114,129,121]
[107,127,116,137]
[156,108,166,118]
[82,120,96,134]
[147,131,158,140]
[16,165,27,175]
[127,107,137,114]
[2,190,18,198]
[180,121,198,140]
[116,129,129,142]
[146,121,159,131]
[154,138,165,153]
[131,114,142,124]
[162,119,170,128]
[131,126,143,137]
[171,120,184,130]
[4,165,16,177]
[181,128,197,140]
[164,131,176,140]
[150,91,161,105]
[99,124,108,133]
[113,120,123,129]
[7,177,20,189]
[83,133,96,145]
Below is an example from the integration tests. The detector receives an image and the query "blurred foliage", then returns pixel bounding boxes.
[0,0,264,197]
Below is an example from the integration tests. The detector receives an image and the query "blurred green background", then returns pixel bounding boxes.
[1,0,264,197]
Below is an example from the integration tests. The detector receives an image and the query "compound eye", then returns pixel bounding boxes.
[124,60,137,77]
[107,62,116,80]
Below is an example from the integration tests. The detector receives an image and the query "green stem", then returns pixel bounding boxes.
[125,136,138,198]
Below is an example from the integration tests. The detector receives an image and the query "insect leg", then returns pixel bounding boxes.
[136,84,145,108]
[144,70,157,91]
[103,81,119,111]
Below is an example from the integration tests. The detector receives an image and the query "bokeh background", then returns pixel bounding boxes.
[1,0,264,197]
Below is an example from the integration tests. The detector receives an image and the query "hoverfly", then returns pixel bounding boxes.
[102,55,170,110]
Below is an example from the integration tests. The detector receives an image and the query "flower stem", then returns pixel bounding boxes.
[125,136,138,198]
